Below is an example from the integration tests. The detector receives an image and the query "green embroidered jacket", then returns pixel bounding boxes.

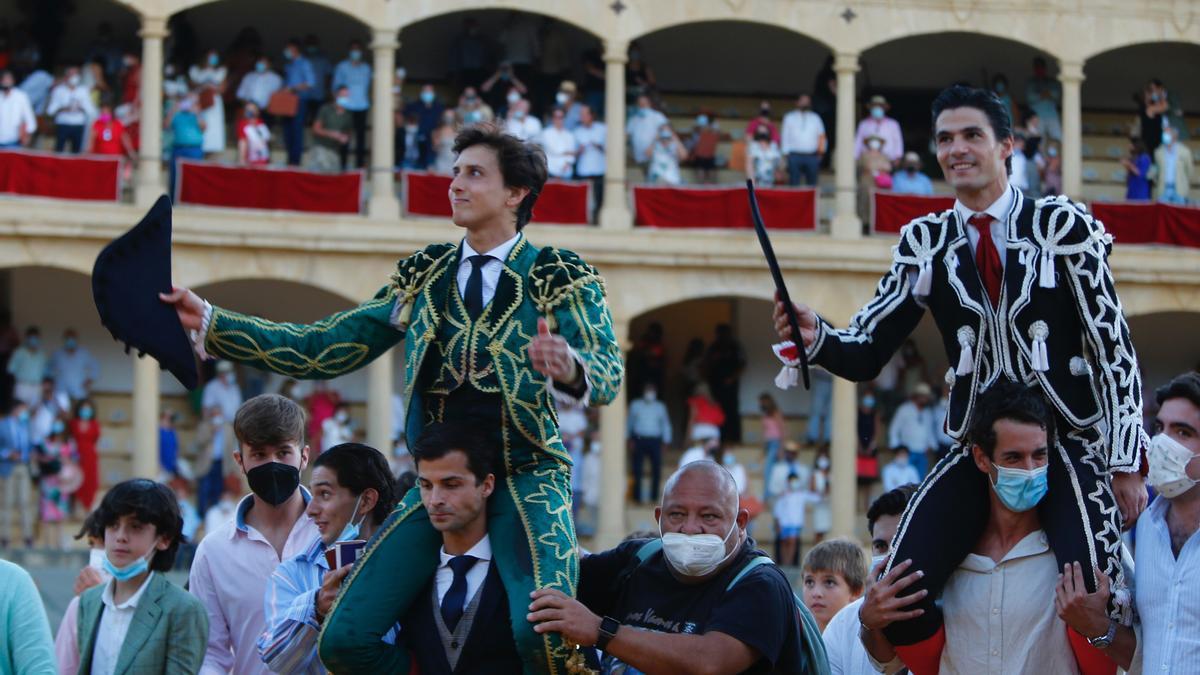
[203,237,623,462]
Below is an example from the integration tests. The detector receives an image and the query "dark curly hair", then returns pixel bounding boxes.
[866,483,919,536]
[452,123,548,230]
[1155,372,1200,411]
[92,479,183,572]
[312,443,399,527]
[967,380,1055,459]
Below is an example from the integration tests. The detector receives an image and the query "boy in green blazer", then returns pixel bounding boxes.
[54,479,209,674]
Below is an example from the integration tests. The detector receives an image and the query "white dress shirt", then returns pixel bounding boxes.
[881,459,921,492]
[92,572,156,675]
[887,402,935,453]
[456,233,522,308]
[235,70,284,109]
[825,598,904,675]
[0,88,36,144]
[1134,495,1200,675]
[46,84,97,126]
[504,115,542,142]
[201,378,243,422]
[627,396,672,443]
[781,109,826,154]
[940,530,1079,675]
[574,122,606,177]
[626,108,668,164]
[954,185,1015,273]
[436,535,493,608]
[539,125,578,179]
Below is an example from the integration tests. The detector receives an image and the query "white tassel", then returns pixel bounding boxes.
[955,326,975,376]
[775,366,799,390]
[913,261,932,297]
[1039,250,1056,288]
[1028,321,1050,372]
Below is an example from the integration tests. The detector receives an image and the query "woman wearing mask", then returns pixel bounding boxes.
[430,109,459,175]
[747,127,783,187]
[189,49,227,157]
[70,399,101,512]
[810,445,833,543]
[645,124,685,185]
[236,102,270,166]
[687,110,719,183]
[37,417,75,549]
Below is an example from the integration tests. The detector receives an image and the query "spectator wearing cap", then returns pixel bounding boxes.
[332,40,372,169]
[780,93,826,187]
[553,80,584,130]
[854,95,903,163]
[745,100,780,144]
[887,383,936,478]
[0,69,35,148]
[891,151,934,195]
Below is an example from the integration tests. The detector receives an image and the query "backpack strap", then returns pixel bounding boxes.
[726,555,773,591]
[635,538,662,563]
[726,555,833,675]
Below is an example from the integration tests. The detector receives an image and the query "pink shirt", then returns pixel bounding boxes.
[853,116,904,162]
[190,493,319,675]
[54,596,80,674]
[762,412,785,441]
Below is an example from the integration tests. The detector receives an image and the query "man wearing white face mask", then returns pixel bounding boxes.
[859,381,1107,674]
[529,460,816,674]
[628,383,672,504]
[1055,372,1200,674]
[320,403,354,454]
[259,442,398,674]
[47,66,97,153]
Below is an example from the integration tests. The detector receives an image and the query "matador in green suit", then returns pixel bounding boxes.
[162,126,623,674]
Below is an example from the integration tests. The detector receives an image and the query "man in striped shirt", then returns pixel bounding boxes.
[258,443,398,674]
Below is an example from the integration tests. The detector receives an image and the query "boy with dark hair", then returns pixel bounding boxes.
[55,479,210,674]
[163,123,622,674]
[190,393,318,675]
[802,539,868,632]
[258,442,398,674]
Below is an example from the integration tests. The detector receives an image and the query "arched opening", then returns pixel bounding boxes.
[859,32,1049,193]
[628,21,833,187]
[1081,43,1200,201]
[0,0,140,74]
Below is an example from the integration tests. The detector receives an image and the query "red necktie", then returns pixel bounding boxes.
[970,213,1002,309]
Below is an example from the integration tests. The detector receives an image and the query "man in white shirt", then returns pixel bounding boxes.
[0,70,36,148]
[887,383,935,477]
[780,93,826,186]
[538,107,577,179]
[627,384,672,504]
[822,484,916,675]
[573,104,606,222]
[49,328,99,403]
[47,66,97,154]
[626,94,668,167]
[503,97,542,142]
[880,446,920,493]
[202,361,244,424]
[235,56,284,113]
[859,382,1099,674]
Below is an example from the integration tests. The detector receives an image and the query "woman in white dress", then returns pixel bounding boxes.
[189,50,227,157]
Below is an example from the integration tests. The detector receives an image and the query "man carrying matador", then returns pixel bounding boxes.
[772,86,1147,675]
[161,124,623,674]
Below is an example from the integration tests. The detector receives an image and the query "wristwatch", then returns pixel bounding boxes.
[595,616,621,652]
[1088,620,1117,649]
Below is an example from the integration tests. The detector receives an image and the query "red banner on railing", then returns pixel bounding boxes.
[0,149,121,201]
[632,185,817,230]
[872,191,955,234]
[404,171,591,225]
[1090,201,1200,248]
[177,161,363,214]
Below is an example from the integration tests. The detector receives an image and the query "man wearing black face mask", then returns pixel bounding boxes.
[189,393,319,675]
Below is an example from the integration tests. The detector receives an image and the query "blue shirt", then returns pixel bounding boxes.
[159,427,179,475]
[0,416,32,477]
[892,169,935,195]
[1127,153,1152,200]
[1134,495,1200,674]
[284,56,317,100]
[171,111,203,148]
[332,60,371,111]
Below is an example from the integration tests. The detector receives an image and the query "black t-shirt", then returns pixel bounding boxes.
[578,538,805,675]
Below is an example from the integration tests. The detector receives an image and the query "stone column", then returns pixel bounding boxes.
[598,39,631,230]
[832,51,861,239]
[366,350,395,454]
[367,29,400,219]
[1059,60,1085,199]
[131,357,160,479]
[134,16,168,207]
[596,319,630,548]
[830,375,858,537]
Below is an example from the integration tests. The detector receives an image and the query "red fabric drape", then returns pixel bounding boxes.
[403,171,591,225]
[1090,201,1200,248]
[0,149,120,201]
[872,191,955,234]
[632,185,816,230]
[177,161,363,214]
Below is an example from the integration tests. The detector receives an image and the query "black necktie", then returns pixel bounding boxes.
[464,255,491,319]
[441,554,479,631]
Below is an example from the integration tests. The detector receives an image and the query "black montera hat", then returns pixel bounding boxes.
[92,195,198,390]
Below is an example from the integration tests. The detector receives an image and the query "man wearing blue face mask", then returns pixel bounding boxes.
[258,442,397,674]
[529,460,823,674]
[332,40,372,169]
[853,95,903,164]
[859,381,1111,674]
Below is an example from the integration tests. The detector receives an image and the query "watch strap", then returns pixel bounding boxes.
[596,616,620,651]
[1088,620,1117,648]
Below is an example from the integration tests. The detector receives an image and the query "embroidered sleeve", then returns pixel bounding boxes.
[531,247,624,406]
